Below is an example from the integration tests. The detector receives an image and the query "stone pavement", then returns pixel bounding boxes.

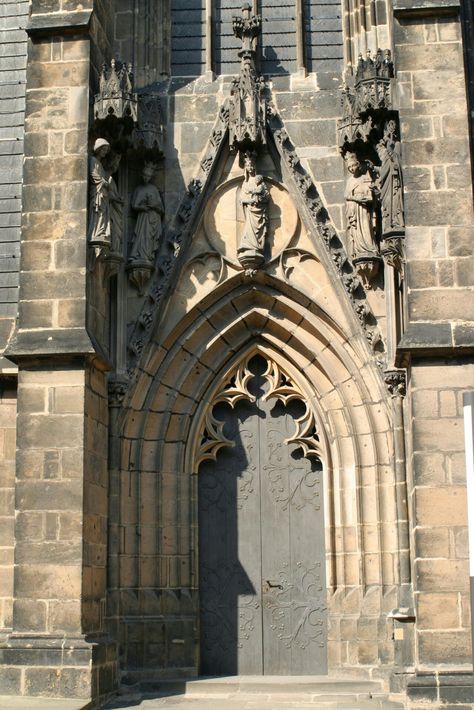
[0,699,87,710]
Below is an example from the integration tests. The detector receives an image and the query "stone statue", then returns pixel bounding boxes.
[128,162,164,266]
[87,138,112,247]
[376,119,405,237]
[344,153,378,259]
[237,152,269,274]
[107,152,124,256]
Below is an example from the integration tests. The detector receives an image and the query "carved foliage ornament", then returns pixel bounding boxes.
[384,369,406,398]
[195,356,323,469]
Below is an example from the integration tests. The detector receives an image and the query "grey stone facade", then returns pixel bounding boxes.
[0,0,473,707]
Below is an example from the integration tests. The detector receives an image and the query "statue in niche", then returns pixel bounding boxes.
[107,152,124,257]
[87,138,112,247]
[344,152,378,259]
[376,119,405,237]
[237,151,269,275]
[127,162,164,295]
[129,162,164,265]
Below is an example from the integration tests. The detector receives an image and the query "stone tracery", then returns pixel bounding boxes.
[195,355,323,468]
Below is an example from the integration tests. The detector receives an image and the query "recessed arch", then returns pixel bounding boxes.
[121,278,394,578]
[115,271,403,678]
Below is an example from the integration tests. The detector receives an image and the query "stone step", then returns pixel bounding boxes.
[107,691,405,709]
[108,677,406,709]
[140,676,384,697]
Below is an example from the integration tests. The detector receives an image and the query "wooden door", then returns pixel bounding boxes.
[198,356,327,675]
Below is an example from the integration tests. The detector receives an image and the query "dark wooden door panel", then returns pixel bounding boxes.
[198,356,327,675]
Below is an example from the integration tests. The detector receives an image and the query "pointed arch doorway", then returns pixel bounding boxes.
[196,354,328,676]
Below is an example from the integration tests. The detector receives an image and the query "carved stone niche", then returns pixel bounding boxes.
[339,50,405,283]
[203,173,299,275]
[126,161,164,296]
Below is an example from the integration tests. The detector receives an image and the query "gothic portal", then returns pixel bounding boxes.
[0,0,473,707]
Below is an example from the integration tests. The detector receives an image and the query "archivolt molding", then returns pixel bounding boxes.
[120,286,396,591]
[195,354,324,470]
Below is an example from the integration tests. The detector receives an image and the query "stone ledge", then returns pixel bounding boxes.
[26,11,92,37]
[5,328,96,360]
[4,328,111,370]
[393,0,460,16]
[396,323,474,364]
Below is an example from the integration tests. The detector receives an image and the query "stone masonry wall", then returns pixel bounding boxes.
[0,382,16,635]
[0,0,28,360]
[395,9,474,351]
[0,0,118,702]
[393,1,474,686]
[410,360,473,669]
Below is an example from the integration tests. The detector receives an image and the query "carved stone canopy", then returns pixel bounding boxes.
[229,3,266,152]
[338,49,394,149]
[133,94,164,159]
[94,59,138,124]
[343,49,394,121]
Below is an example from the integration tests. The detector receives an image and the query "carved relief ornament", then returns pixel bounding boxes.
[384,369,407,398]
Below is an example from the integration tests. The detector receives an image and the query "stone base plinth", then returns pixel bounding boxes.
[0,634,117,703]
[406,672,474,706]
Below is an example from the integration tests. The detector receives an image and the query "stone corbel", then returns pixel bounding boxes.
[380,235,405,274]
[353,255,383,289]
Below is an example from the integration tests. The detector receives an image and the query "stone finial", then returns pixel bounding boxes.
[94,58,138,123]
[232,3,262,52]
[229,3,266,152]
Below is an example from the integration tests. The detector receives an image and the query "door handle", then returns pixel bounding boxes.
[263,579,283,591]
